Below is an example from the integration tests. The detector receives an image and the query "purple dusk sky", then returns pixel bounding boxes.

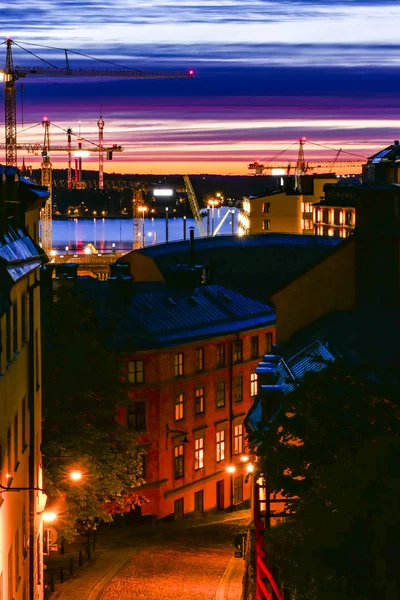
[2,1,400,174]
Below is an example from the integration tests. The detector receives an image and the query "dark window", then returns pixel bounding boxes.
[195,348,204,371]
[138,453,147,479]
[234,424,244,455]
[194,437,204,470]
[174,393,184,421]
[250,372,258,397]
[174,353,184,377]
[322,209,329,223]
[265,332,273,354]
[12,302,18,355]
[334,209,341,225]
[233,340,242,363]
[194,490,204,513]
[216,430,225,462]
[345,211,353,226]
[6,310,11,363]
[234,376,243,403]
[233,475,244,504]
[251,336,259,358]
[21,294,27,344]
[195,387,205,415]
[174,444,184,479]
[127,360,144,384]
[262,219,271,231]
[216,343,225,367]
[13,413,18,470]
[174,497,184,519]
[216,380,225,408]
[127,402,146,431]
[262,202,271,213]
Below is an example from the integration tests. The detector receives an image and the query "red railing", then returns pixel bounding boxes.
[254,481,284,600]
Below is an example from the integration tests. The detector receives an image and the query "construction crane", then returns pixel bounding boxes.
[132,183,147,250]
[183,175,207,237]
[248,160,364,175]
[1,39,193,167]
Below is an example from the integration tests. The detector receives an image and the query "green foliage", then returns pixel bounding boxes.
[41,280,145,540]
[251,361,400,599]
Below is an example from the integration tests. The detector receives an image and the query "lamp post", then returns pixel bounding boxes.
[165,424,189,450]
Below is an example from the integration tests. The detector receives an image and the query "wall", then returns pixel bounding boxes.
[271,239,355,344]
[119,325,276,520]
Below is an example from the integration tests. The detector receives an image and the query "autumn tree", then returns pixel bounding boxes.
[41,278,145,539]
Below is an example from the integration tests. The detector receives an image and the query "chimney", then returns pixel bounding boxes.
[188,226,195,268]
[395,140,399,146]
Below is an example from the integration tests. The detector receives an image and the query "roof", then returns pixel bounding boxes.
[124,234,344,304]
[72,279,275,351]
[367,142,400,164]
[0,225,47,316]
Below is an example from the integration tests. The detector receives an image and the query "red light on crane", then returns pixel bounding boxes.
[42,116,48,122]
[301,136,306,142]
[188,70,194,77]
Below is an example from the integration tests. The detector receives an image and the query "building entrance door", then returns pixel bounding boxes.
[216,480,224,510]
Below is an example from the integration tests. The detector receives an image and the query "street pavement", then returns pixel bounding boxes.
[51,509,250,600]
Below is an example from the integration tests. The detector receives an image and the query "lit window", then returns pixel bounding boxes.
[216,380,225,408]
[216,343,225,367]
[127,360,144,384]
[250,372,258,397]
[262,202,271,213]
[195,387,205,415]
[174,353,184,377]
[195,348,204,371]
[234,424,244,455]
[175,393,184,421]
[216,430,225,462]
[194,437,204,470]
[262,219,271,231]
[234,376,243,403]
[127,402,146,431]
[174,444,184,479]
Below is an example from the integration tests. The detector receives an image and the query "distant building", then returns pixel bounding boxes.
[238,174,337,236]
[0,167,48,600]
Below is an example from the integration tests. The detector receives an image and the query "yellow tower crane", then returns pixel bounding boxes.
[183,175,207,237]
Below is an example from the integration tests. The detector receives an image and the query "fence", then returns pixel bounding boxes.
[44,537,95,598]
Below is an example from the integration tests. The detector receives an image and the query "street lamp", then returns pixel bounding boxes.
[208,199,220,236]
[165,424,189,450]
[138,205,148,248]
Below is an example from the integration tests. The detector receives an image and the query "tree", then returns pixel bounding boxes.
[41,279,145,539]
[251,360,400,599]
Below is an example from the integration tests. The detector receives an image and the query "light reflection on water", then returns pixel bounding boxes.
[50,208,238,252]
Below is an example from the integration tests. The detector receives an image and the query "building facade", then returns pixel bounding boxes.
[0,167,48,600]
[239,174,336,236]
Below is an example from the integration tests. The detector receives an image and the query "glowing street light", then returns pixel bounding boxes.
[226,465,236,474]
[69,470,83,482]
[42,512,57,523]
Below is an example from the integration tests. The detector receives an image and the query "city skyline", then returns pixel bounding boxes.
[2,0,400,175]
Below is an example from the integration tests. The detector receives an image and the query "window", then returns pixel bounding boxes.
[322,209,329,223]
[262,219,271,231]
[14,530,19,588]
[174,498,184,519]
[251,336,259,359]
[195,387,205,415]
[216,380,225,408]
[127,402,146,431]
[174,352,184,377]
[234,424,244,455]
[194,437,204,470]
[195,348,204,371]
[216,430,225,462]
[216,343,225,367]
[138,453,147,479]
[262,202,271,213]
[265,332,273,354]
[234,475,244,504]
[12,302,18,355]
[250,372,258,397]
[174,444,184,479]
[13,413,18,470]
[345,211,353,226]
[127,360,144,384]
[174,393,184,421]
[334,209,341,225]
[6,310,11,363]
[21,398,26,452]
[21,294,27,344]
[194,490,204,514]
[233,340,242,363]
[234,376,243,403]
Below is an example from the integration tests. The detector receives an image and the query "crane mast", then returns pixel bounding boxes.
[5,39,17,166]
[97,110,105,190]
[41,118,52,254]
[66,128,72,190]
[183,175,207,237]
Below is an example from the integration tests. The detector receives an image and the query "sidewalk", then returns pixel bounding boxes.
[216,557,245,600]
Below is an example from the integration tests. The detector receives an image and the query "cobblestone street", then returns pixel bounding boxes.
[99,510,250,600]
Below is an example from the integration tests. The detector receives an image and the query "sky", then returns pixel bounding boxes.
[1,0,400,175]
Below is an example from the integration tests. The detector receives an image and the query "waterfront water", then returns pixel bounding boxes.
[51,207,238,252]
